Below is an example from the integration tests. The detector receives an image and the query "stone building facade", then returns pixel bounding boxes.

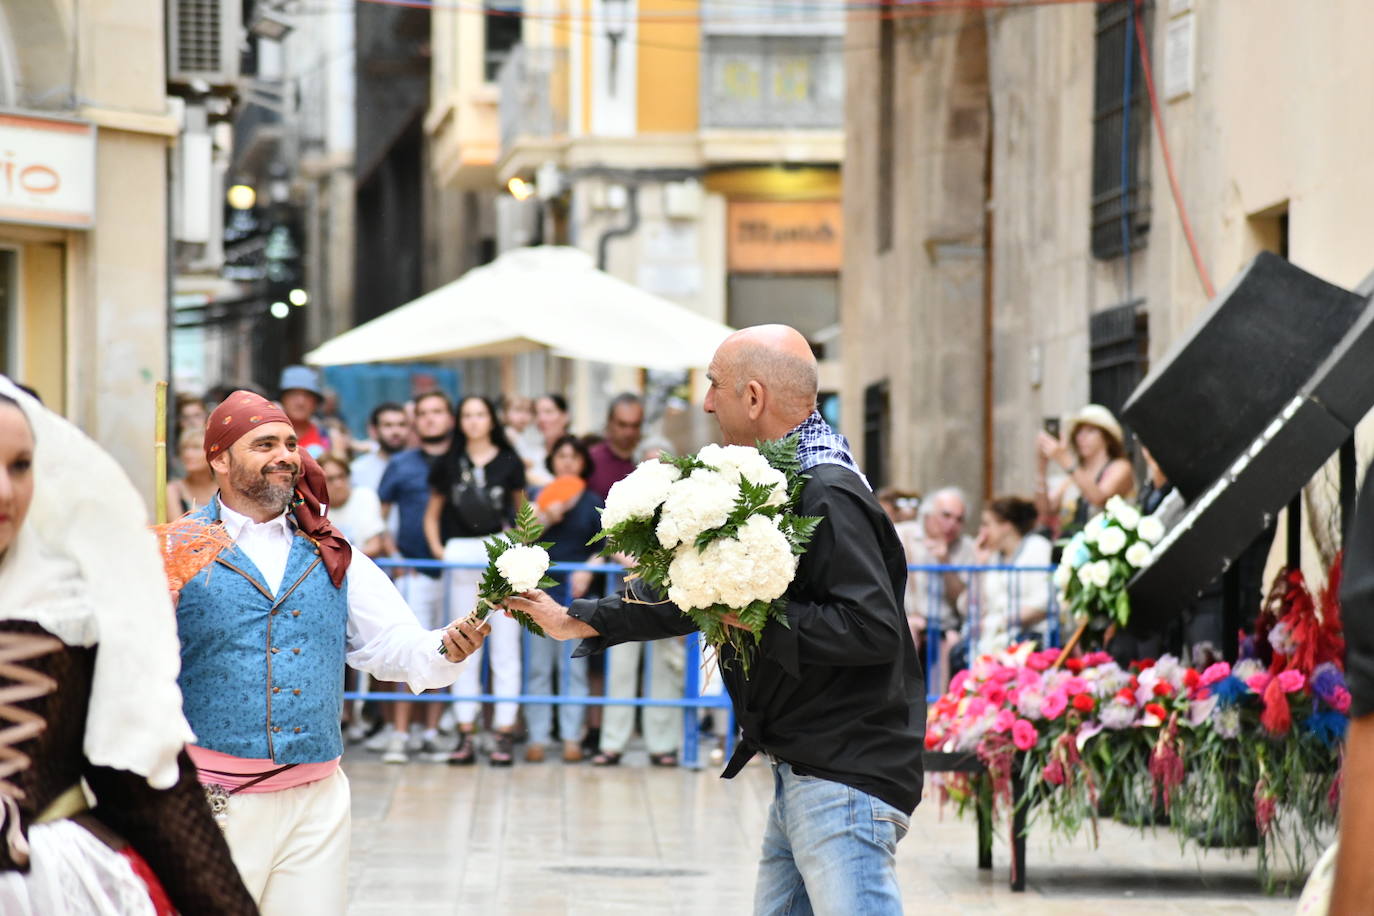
[842,0,1374,550]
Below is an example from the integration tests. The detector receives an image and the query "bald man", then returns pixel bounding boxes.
[507,325,924,915]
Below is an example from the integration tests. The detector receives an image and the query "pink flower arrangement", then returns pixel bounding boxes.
[1200,661,1231,686]
[1277,669,1305,693]
[1041,691,1068,720]
[1012,719,1038,751]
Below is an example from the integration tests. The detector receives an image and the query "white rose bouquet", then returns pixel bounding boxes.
[1053,496,1165,627]
[436,502,557,654]
[593,436,821,669]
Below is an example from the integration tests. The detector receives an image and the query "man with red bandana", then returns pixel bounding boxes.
[174,391,488,916]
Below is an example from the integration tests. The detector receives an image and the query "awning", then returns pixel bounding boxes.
[305,246,733,371]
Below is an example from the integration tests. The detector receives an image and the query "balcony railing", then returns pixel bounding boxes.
[498,44,570,153]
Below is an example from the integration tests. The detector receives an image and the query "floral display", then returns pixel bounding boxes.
[928,560,1348,889]
[594,437,820,665]
[1053,495,1165,626]
[436,502,557,654]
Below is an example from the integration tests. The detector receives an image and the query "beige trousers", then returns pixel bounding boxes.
[222,768,351,916]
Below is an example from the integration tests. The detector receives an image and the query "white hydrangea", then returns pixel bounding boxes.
[667,515,797,611]
[1124,541,1152,569]
[1136,515,1165,544]
[1053,563,1073,588]
[601,459,681,530]
[655,468,741,549]
[666,545,720,610]
[697,443,789,507]
[1087,559,1113,589]
[1096,524,1128,556]
[1098,701,1137,730]
[1109,501,1141,531]
[494,544,550,593]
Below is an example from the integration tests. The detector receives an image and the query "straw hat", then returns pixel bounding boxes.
[1067,404,1125,451]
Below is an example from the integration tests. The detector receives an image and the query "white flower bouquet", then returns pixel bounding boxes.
[1053,496,1165,627]
[593,436,821,667]
[436,502,557,654]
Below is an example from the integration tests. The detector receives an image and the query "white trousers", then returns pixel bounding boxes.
[601,638,685,756]
[222,769,351,916]
[444,537,521,728]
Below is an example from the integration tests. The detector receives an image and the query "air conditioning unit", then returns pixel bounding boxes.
[167,0,242,89]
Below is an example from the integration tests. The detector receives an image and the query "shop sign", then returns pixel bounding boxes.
[728,200,842,273]
[0,113,96,229]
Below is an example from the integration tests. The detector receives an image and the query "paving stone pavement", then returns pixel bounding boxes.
[342,748,1301,914]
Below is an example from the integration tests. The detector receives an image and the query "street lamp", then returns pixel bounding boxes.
[226,184,257,210]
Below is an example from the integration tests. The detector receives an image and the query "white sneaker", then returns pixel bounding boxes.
[381,733,409,764]
[406,724,425,752]
[364,723,396,752]
[420,734,455,762]
[344,721,372,744]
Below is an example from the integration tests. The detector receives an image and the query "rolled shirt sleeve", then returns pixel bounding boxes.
[344,550,463,692]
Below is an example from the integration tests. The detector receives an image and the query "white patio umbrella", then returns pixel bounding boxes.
[305,246,734,371]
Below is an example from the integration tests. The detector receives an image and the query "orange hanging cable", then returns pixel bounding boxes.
[1131,0,1215,299]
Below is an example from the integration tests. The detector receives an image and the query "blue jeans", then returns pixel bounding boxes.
[754,762,909,916]
[523,580,588,745]
[523,633,588,745]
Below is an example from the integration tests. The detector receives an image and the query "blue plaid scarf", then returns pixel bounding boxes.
[789,411,869,489]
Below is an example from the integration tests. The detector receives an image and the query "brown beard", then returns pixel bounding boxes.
[228,453,299,515]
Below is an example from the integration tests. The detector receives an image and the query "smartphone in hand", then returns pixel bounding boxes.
[1043,416,1061,439]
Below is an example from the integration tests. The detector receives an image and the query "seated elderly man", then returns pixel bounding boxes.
[895,486,976,640]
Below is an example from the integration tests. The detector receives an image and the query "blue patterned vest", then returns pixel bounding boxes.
[176,499,349,763]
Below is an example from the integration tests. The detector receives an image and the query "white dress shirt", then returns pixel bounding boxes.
[218,502,462,692]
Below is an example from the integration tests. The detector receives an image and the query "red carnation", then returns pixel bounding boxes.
[1072,693,1095,713]
[1184,669,1200,689]
[1065,658,1085,674]
[1115,688,1136,705]
[1260,677,1292,735]
[1152,682,1173,697]
[1145,702,1167,721]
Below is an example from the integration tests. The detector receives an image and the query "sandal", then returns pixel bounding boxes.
[649,752,678,768]
[446,732,476,766]
[590,751,621,767]
[489,732,514,767]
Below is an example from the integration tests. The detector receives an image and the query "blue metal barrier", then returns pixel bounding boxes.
[357,557,1056,763]
[912,563,1059,703]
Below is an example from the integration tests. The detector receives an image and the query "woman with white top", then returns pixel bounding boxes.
[964,496,1054,659]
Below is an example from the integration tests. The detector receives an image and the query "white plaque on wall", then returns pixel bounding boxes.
[1164,14,1196,101]
[0,112,96,228]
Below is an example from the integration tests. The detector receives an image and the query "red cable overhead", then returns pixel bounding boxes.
[1131,0,1215,299]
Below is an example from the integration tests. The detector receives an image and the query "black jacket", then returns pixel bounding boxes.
[570,462,926,814]
[1342,459,1374,718]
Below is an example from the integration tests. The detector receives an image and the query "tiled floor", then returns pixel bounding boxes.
[343,747,1301,914]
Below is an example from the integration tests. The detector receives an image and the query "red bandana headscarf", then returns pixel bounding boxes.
[205,390,353,587]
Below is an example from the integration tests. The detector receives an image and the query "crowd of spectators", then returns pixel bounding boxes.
[170,367,686,768]
[879,403,1166,689]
